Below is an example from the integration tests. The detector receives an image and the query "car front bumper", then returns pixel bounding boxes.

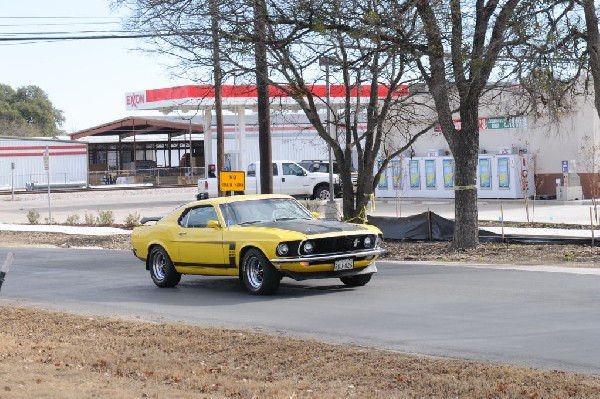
[269,248,383,279]
[276,263,378,281]
[270,248,384,264]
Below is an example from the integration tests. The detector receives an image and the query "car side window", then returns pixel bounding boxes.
[283,162,303,176]
[272,163,278,176]
[179,206,218,228]
[282,163,292,176]
[219,203,238,226]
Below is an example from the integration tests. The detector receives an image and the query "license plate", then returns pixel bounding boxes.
[334,258,354,271]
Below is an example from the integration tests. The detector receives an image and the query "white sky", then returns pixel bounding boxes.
[0,0,182,133]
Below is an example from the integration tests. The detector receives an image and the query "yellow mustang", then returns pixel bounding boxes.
[131,194,384,295]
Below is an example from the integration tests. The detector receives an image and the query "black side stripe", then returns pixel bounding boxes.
[175,262,235,269]
[228,243,237,268]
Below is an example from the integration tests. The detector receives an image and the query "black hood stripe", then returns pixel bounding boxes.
[241,219,367,235]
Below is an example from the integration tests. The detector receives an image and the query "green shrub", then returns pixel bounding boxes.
[27,209,40,225]
[65,214,80,225]
[84,212,97,226]
[124,212,140,228]
[97,210,115,226]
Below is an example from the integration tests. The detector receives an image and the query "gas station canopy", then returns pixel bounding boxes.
[125,84,408,113]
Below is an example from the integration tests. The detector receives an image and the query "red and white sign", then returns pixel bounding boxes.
[126,91,146,109]
[125,84,409,111]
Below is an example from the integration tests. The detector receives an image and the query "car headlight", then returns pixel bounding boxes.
[302,240,315,254]
[375,235,382,248]
[364,236,373,248]
[276,243,289,256]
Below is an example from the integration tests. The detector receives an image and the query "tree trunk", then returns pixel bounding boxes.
[583,0,600,120]
[448,108,479,249]
[254,0,273,194]
[210,0,225,197]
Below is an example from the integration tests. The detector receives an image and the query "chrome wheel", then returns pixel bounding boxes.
[149,247,181,288]
[245,255,263,290]
[241,249,281,295]
[151,251,167,282]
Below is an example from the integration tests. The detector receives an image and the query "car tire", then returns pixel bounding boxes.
[313,185,331,201]
[340,273,373,287]
[149,246,181,288]
[242,248,281,295]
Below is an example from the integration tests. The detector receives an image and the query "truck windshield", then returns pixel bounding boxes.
[219,198,313,227]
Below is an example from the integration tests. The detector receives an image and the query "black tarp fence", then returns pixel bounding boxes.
[368,211,598,246]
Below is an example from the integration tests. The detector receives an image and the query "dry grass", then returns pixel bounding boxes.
[1,307,599,399]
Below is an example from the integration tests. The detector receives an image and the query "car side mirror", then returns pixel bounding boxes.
[207,220,220,229]
[311,212,321,219]
[298,170,307,176]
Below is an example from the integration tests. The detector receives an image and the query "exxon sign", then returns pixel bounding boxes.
[126,92,146,110]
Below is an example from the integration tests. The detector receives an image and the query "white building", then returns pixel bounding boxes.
[0,137,88,191]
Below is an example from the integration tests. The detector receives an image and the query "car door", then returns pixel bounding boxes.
[279,162,310,196]
[174,205,229,271]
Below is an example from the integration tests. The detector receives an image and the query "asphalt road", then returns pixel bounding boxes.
[1,247,599,375]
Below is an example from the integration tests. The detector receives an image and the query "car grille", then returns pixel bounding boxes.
[311,234,376,254]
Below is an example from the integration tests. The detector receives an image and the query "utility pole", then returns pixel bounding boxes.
[254,0,273,194]
[210,0,225,196]
[320,56,336,203]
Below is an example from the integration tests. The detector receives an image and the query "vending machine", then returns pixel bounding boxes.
[374,153,535,199]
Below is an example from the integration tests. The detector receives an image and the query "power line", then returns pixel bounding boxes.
[0,33,161,41]
[0,31,193,43]
[1,30,131,36]
[0,16,120,19]
[0,22,121,27]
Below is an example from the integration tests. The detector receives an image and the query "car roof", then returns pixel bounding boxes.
[192,193,293,206]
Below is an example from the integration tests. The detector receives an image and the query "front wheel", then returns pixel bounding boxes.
[149,247,181,288]
[340,273,372,287]
[313,185,331,200]
[241,248,281,295]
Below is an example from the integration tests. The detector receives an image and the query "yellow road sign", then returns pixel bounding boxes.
[219,171,245,192]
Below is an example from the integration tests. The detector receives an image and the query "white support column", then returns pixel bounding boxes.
[237,106,246,171]
[203,109,213,177]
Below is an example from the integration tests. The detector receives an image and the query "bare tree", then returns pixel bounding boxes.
[404,0,581,248]
[253,13,434,219]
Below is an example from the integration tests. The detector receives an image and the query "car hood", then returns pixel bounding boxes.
[240,219,368,235]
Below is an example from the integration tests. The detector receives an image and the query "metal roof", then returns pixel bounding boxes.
[69,116,204,140]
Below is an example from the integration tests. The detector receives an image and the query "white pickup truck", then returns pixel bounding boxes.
[197,160,340,200]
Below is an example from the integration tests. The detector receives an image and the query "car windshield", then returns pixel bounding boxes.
[219,198,314,227]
